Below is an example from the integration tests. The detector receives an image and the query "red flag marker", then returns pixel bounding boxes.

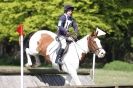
[16,24,24,36]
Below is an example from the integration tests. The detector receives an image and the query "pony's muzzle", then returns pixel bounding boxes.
[97,49,106,58]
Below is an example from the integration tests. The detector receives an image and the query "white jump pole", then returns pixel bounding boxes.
[92,54,96,81]
[17,24,24,88]
[20,35,24,88]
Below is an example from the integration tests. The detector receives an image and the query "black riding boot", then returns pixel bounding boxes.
[55,48,64,65]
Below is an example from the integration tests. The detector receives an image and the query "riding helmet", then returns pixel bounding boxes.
[64,5,74,13]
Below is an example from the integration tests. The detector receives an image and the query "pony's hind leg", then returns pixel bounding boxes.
[25,48,33,67]
[32,55,41,67]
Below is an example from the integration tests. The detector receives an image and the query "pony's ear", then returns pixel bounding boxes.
[91,31,98,37]
[96,27,106,36]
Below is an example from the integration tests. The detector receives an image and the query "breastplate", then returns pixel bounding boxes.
[64,14,72,31]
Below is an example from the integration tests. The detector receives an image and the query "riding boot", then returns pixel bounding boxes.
[55,48,64,65]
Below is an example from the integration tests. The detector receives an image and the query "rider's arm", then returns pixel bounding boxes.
[58,15,67,36]
[72,19,78,33]
[72,19,79,40]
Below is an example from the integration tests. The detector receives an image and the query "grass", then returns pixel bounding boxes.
[95,69,133,85]
[83,60,133,85]
[94,60,133,85]
[103,60,133,71]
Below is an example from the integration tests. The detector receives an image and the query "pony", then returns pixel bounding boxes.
[24,28,106,85]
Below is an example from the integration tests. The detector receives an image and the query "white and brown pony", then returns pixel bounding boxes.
[24,28,106,85]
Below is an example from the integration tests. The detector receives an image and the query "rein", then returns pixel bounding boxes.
[48,35,98,61]
[48,36,88,61]
[73,41,88,54]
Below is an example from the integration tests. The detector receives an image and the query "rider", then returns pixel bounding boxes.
[55,5,78,65]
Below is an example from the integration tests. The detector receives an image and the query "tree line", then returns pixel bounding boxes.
[0,0,133,63]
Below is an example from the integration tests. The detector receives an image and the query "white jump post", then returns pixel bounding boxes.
[91,28,106,80]
[92,54,96,81]
[20,34,24,88]
[17,24,24,88]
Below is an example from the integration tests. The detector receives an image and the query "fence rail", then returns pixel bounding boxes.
[28,85,133,88]
[0,66,90,75]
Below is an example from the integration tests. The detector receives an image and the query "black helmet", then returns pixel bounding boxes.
[64,5,74,13]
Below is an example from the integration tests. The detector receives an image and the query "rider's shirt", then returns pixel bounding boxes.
[57,14,78,36]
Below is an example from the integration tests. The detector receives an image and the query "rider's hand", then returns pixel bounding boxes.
[66,32,70,37]
[72,33,77,40]
[67,37,73,41]
[55,36,59,41]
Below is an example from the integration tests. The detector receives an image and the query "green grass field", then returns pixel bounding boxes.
[95,69,133,85]
[94,61,133,85]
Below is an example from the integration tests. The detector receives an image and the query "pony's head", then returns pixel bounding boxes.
[87,28,106,58]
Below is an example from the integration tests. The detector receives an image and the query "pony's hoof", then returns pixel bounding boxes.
[32,63,41,68]
[65,81,70,86]
[45,83,49,86]
[64,83,70,86]
[25,64,32,68]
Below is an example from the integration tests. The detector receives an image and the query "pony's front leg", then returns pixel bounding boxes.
[25,48,32,67]
[65,74,72,86]
[70,71,81,85]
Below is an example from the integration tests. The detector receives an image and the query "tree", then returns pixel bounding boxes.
[0,0,133,62]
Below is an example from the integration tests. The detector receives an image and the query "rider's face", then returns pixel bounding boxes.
[67,10,73,16]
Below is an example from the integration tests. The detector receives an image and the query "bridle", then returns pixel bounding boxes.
[87,36,102,54]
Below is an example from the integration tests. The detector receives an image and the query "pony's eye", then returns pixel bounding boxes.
[93,41,96,43]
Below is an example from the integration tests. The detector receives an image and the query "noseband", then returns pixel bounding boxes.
[87,36,101,54]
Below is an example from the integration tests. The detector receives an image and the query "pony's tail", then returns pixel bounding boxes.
[23,31,35,49]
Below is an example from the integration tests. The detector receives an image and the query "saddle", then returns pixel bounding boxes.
[56,36,73,57]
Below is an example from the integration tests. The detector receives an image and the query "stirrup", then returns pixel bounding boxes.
[56,59,63,65]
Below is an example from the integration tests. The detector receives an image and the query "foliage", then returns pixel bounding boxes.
[0,0,133,62]
[103,60,133,71]
[0,0,132,38]
[0,0,130,41]
[0,56,20,66]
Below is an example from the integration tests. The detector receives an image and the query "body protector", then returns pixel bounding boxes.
[57,14,78,36]
[57,14,78,48]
